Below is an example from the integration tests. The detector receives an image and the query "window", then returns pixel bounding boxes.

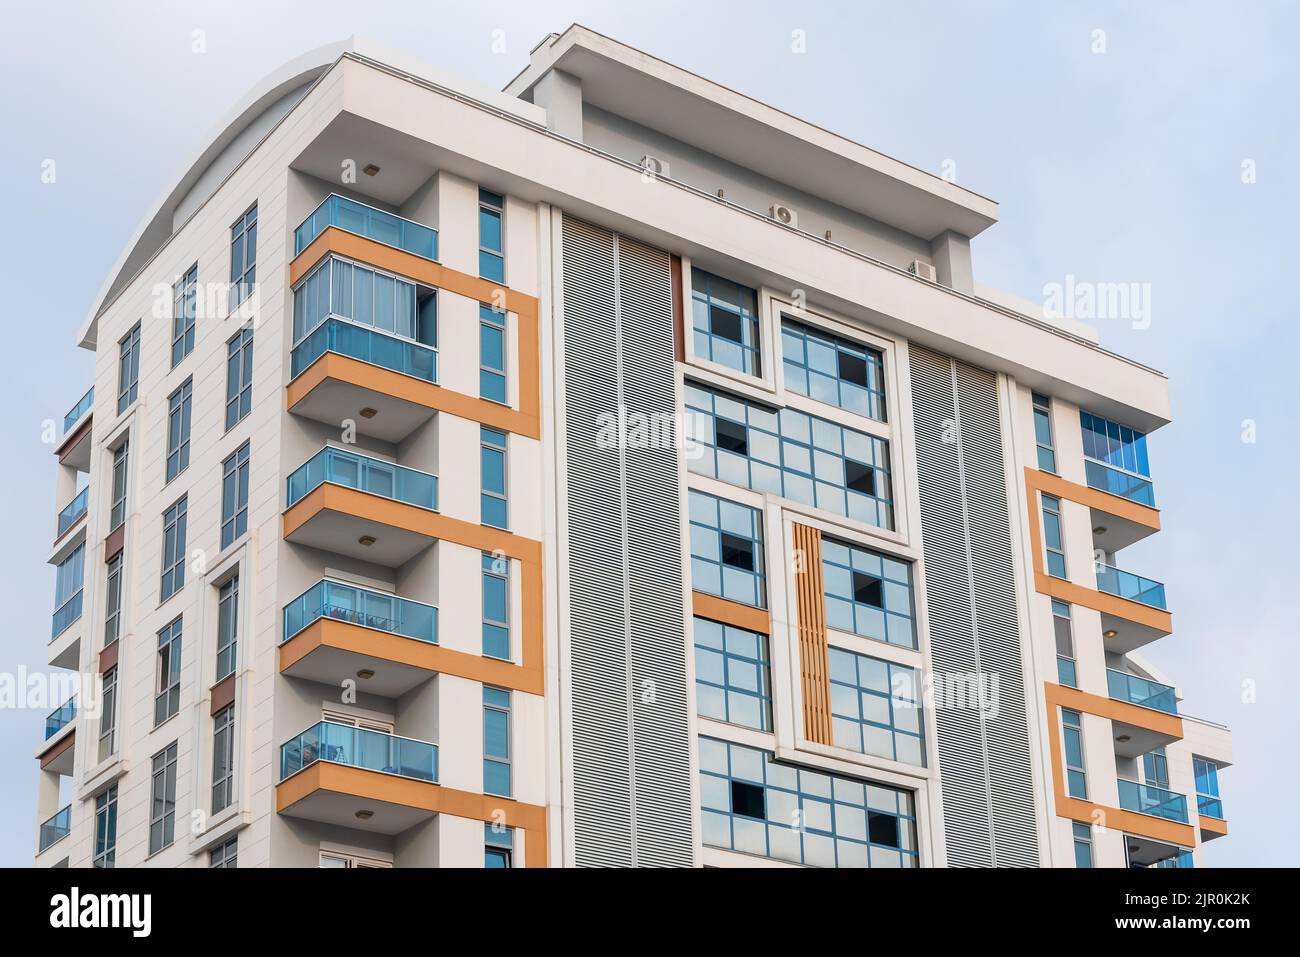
[117,323,141,414]
[109,442,129,531]
[291,255,436,346]
[1072,822,1093,868]
[688,490,765,608]
[221,443,249,548]
[149,743,179,854]
[1053,600,1076,687]
[1143,747,1169,789]
[827,646,925,766]
[93,785,117,868]
[1032,393,1057,473]
[822,538,916,648]
[98,667,117,763]
[165,378,192,482]
[319,851,392,869]
[485,824,514,868]
[1081,411,1150,477]
[694,617,772,731]
[229,204,257,308]
[225,325,253,429]
[781,319,886,421]
[480,304,507,403]
[210,836,238,868]
[212,705,235,814]
[1194,757,1223,818]
[482,553,510,660]
[160,496,187,600]
[478,188,505,283]
[154,617,182,725]
[1062,709,1087,799]
[699,737,919,867]
[172,264,197,367]
[480,427,508,529]
[53,543,85,637]
[691,269,760,376]
[1040,493,1067,579]
[687,382,894,529]
[483,687,511,797]
[216,575,239,680]
[104,553,123,648]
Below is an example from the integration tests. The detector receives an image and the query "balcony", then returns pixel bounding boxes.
[57,387,94,470]
[51,590,82,641]
[64,387,94,433]
[1085,459,1155,508]
[1117,779,1189,824]
[1107,670,1177,715]
[1198,794,1224,819]
[277,721,441,835]
[292,317,438,385]
[45,698,76,740]
[56,488,89,540]
[38,805,71,852]
[281,580,443,697]
[284,447,439,566]
[1095,563,1166,610]
[296,194,438,262]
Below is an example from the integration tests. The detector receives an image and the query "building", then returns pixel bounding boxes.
[35,25,1232,868]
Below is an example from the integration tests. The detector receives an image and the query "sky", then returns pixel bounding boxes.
[0,0,1295,866]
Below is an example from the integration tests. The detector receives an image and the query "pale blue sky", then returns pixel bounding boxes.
[1,0,1295,866]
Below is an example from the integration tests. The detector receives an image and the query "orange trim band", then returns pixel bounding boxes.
[289,227,539,438]
[691,592,770,634]
[277,762,548,867]
[1029,468,1160,531]
[1049,680,1183,739]
[283,485,543,679]
[1200,815,1228,837]
[792,524,833,746]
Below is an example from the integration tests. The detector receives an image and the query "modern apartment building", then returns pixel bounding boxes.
[36,25,1232,869]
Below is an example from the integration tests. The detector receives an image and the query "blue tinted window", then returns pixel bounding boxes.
[689,490,765,608]
[480,304,507,403]
[781,319,885,421]
[693,617,772,731]
[822,538,915,648]
[481,427,508,529]
[1080,411,1150,477]
[692,269,760,376]
[827,646,924,766]
[483,686,511,797]
[482,552,509,660]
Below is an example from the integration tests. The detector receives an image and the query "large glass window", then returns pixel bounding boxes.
[693,617,772,731]
[216,575,239,680]
[827,646,924,766]
[1072,822,1093,868]
[212,705,235,813]
[478,188,505,283]
[93,784,117,868]
[225,325,253,430]
[1053,600,1076,687]
[172,264,197,367]
[109,442,129,531]
[210,836,238,868]
[485,825,513,868]
[1194,757,1223,818]
[117,324,141,414]
[221,443,249,549]
[292,255,433,346]
[1033,392,1057,473]
[1041,493,1067,579]
[480,427,508,529]
[1081,411,1150,477]
[686,382,893,528]
[821,538,915,648]
[165,378,192,482]
[229,204,257,308]
[699,737,919,867]
[160,497,187,601]
[1143,747,1169,788]
[149,742,178,854]
[480,304,507,403]
[691,269,760,376]
[781,319,885,421]
[1062,709,1087,799]
[483,687,511,797]
[53,543,85,637]
[482,553,510,660]
[688,490,765,608]
[155,617,182,726]
[98,666,117,763]
[104,552,123,647]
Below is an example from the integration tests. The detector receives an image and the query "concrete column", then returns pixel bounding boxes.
[531,69,583,141]
[930,230,974,294]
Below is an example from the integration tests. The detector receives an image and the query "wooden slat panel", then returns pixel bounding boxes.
[793,523,832,745]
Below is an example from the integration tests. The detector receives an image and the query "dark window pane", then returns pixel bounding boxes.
[852,572,883,607]
[720,533,755,571]
[715,418,748,455]
[710,306,743,343]
[731,780,765,820]
[868,811,900,847]
[837,351,868,386]
[845,460,876,496]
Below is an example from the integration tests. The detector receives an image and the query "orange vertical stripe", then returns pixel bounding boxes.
[793,524,833,745]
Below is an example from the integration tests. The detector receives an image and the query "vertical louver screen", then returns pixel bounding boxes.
[909,346,1040,867]
[560,218,694,867]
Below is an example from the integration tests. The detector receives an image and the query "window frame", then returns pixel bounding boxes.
[225,324,254,430]
[1040,493,1068,579]
[160,496,187,601]
[478,188,505,283]
[480,427,508,529]
[690,267,762,379]
[98,666,117,763]
[693,617,773,732]
[1032,392,1057,473]
[216,574,239,680]
[483,686,512,797]
[117,323,141,414]
[165,378,193,482]
[148,742,179,855]
[109,441,129,531]
[172,264,198,368]
[220,442,250,549]
[780,316,887,422]
[482,552,510,660]
[479,303,508,404]
[212,704,235,814]
[93,784,118,868]
[688,489,767,609]
[1061,708,1087,799]
[229,203,257,309]
[154,616,183,726]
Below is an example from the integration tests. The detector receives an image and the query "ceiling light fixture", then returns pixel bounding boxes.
[356,669,375,680]
[355,810,374,820]
[363,164,381,177]
[359,407,378,419]
[1104,629,1118,639]
[358,535,376,547]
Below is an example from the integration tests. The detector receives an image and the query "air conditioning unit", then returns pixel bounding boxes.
[769,203,799,228]
[908,259,937,282]
[639,154,669,179]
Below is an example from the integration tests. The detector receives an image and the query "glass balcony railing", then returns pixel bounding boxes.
[45,698,76,739]
[63,387,94,433]
[1095,563,1167,610]
[283,580,438,645]
[280,721,438,784]
[56,488,89,537]
[1084,459,1156,508]
[295,194,438,261]
[1107,669,1178,715]
[291,317,438,384]
[51,591,83,640]
[286,447,437,512]
[1117,779,1189,823]
[38,805,71,852]
[1198,794,1225,820]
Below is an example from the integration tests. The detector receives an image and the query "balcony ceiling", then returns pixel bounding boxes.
[279,777,434,835]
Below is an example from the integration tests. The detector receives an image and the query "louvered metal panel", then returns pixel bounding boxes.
[910,346,1040,867]
[561,219,693,867]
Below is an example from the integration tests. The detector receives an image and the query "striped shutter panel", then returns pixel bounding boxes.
[560,218,694,867]
[909,346,1040,867]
